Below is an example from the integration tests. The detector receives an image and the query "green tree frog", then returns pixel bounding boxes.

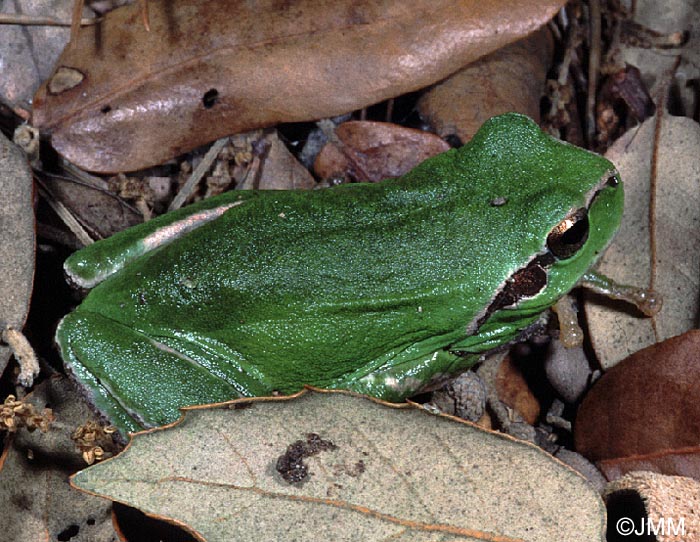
[56,113,650,436]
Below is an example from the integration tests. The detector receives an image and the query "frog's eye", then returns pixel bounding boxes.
[606,174,620,187]
[547,208,589,260]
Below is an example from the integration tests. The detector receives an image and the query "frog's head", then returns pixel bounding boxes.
[462,113,624,331]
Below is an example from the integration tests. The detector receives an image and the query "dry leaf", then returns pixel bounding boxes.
[0,376,121,540]
[0,0,78,115]
[0,437,117,542]
[618,0,697,115]
[72,389,605,542]
[583,0,699,369]
[0,132,35,378]
[314,121,450,182]
[598,446,700,482]
[584,116,700,369]
[13,375,122,467]
[44,175,144,241]
[240,131,316,190]
[574,330,700,479]
[417,28,553,143]
[495,355,540,426]
[32,0,565,173]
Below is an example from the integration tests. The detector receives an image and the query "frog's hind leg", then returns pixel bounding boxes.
[56,310,254,436]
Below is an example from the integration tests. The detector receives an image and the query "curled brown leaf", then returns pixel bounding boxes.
[574,331,700,479]
[33,0,565,172]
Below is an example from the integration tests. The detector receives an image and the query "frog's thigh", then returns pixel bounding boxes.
[343,347,479,402]
[56,311,243,432]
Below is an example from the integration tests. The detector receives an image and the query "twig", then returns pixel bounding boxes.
[648,56,682,339]
[70,0,84,44]
[169,137,229,211]
[1,327,39,388]
[139,0,150,31]
[0,13,96,26]
[36,182,95,247]
[586,0,602,146]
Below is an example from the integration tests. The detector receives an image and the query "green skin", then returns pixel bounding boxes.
[56,114,622,435]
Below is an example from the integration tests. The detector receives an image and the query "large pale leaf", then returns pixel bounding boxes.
[32,0,565,173]
[584,116,700,369]
[73,390,605,542]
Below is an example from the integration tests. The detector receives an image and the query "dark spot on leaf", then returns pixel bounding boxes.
[276,441,308,483]
[100,105,112,114]
[57,524,79,541]
[345,459,365,477]
[275,433,337,484]
[10,493,32,510]
[202,88,219,108]
[305,432,337,454]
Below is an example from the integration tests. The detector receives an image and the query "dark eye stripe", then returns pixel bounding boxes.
[471,252,555,331]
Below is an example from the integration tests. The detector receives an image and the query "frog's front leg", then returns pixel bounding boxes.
[64,190,260,288]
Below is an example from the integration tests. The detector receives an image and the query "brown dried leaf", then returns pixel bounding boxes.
[598,446,700,481]
[314,121,450,182]
[495,355,540,425]
[574,331,700,476]
[417,28,553,143]
[241,131,316,190]
[45,175,144,241]
[32,0,566,173]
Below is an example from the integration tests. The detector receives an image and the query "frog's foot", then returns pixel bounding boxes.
[340,348,483,403]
